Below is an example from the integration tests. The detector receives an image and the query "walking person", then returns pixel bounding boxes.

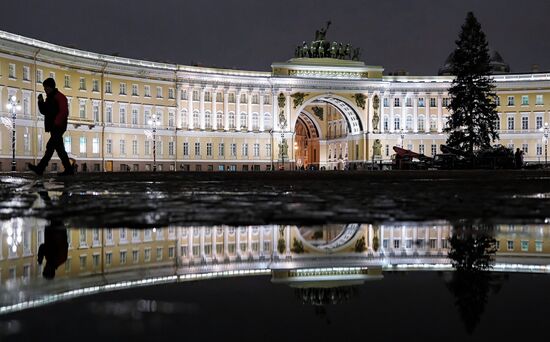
[29,78,74,176]
[514,148,524,169]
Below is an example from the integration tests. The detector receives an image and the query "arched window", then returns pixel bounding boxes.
[417,115,425,132]
[216,111,223,129]
[205,111,212,129]
[263,113,272,130]
[229,112,236,129]
[192,111,200,128]
[240,112,247,130]
[430,116,437,131]
[394,116,401,131]
[252,112,259,130]
[405,116,413,131]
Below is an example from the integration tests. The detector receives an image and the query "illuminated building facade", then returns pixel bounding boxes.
[0,30,550,172]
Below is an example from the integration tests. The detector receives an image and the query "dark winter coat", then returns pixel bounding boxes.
[38,89,69,133]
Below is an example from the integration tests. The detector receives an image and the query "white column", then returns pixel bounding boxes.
[199,88,206,130]
[236,229,241,257]
[437,228,442,250]
[212,90,217,130]
[259,92,265,132]
[247,228,253,256]
[437,94,443,133]
[224,227,229,258]
[389,226,394,252]
[176,85,182,128]
[236,90,241,131]
[413,94,419,133]
[272,227,278,256]
[247,91,253,131]
[223,90,229,130]
[187,87,194,130]
[380,95,386,133]
[200,227,205,258]
[286,93,292,132]
[413,227,418,254]
[380,226,385,251]
[272,92,278,132]
[285,226,291,254]
[212,228,217,258]
[424,228,429,253]
[188,228,194,258]
[389,94,395,133]
[425,94,431,133]
[259,227,264,256]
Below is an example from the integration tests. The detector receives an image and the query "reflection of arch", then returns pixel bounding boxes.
[294,94,364,134]
[295,224,362,253]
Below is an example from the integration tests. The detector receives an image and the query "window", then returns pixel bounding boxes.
[156,247,163,261]
[536,95,544,105]
[431,144,437,156]
[240,113,247,130]
[252,113,259,130]
[535,240,543,252]
[120,107,126,124]
[120,251,127,264]
[79,77,86,90]
[228,93,236,103]
[430,98,436,107]
[191,90,199,101]
[266,143,271,158]
[144,248,151,262]
[394,116,400,130]
[418,97,425,107]
[92,138,99,154]
[204,91,211,102]
[36,69,43,83]
[495,96,500,106]
[217,112,223,129]
[156,86,163,98]
[168,247,175,258]
[168,141,175,156]
[193,111,200,128]
[383,116,389,131]
[419,144,425,154]
[120,228,127,241]
[132,84,139,96]
[405,98,412,107]
[132,250,139,263]
[418,116,425,131]
[132,140,138,155]
[522,116,529,130]
[105,81,112,93]
[64,136,72,153]
[507,96,515,106]
[205,111,212,129]
[394,98,400,107]
[106,139,112,154]
[253,143,260,157]
[132,109,138,125]
[168,88,175,99]
[495,114,500,130]
[219,143,225,157]
[144,85,151,97]
[242,143,248,157]
[92,79,99,92]
[119,82,127,95]
[230,143,237,157]
[23,66,30,81]
[183,142,189,156]
[207,143,212,156]
[194,142,201,156]
[79,137,86,154]
[106,106,113,123]
[79,101,86,118]
[521,95,529,106]
[536,116,543,129]
[385,145,390,156]
[507,240,514,251]
[522,143,528,154]
[64,75,71,88]
[521,240,529,251]
[119,139,126,155]
[537,144,543,156]
[393,239,400,249]
[105,252,112,266]
[8,63,15,78]
[80,256,87,269]
[169,112,175,127]
[507,116,515,130]
[405,116,413,131]
[229,112,236,129]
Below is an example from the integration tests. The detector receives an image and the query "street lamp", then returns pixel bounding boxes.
[6,95,21,171]
[400,129,405,148]
[541,122,549,167]
[148,113,160,172]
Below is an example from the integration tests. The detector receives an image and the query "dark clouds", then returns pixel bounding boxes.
[2,0,549,74]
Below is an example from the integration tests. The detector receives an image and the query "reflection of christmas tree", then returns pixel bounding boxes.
[446,224,504,334]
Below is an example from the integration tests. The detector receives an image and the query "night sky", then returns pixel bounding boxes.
[2,0,549,75]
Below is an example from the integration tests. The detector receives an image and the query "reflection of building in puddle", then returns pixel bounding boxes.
[0,222,549,314]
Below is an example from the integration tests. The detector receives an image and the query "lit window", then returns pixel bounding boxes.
[521,95,529,106]
[535,95,544,105]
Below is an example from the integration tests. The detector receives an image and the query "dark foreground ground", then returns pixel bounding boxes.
[1,170,549,227]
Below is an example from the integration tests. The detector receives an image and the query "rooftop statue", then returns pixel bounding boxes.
[315,21,331,41]
[292,21,361,61]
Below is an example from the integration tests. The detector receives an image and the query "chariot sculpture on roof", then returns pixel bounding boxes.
[294,21,361,61]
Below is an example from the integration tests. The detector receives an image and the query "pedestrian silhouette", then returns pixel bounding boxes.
[29,78,74,176]
[38,220,68,279]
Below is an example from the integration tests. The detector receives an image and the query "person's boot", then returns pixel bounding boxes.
[28,163,44,176]
[59,166,75,176]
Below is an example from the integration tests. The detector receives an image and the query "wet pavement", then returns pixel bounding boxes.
[1,170,550,227]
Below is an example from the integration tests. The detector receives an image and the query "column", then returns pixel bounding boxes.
[272,226,278,256]
[212,227,217,258]
[223,90,229,130]
[188,228,194,258]
[425,94,431,133]
[176,85,182,128]
[380,94,386,133]
[413,227,418,254]
[437,227,442,250]
[389,226,394,252]
[224,227,229,258]
[368,93,374,133]
[259,227,265,256]
[272,92,277,132]
[212,90,217,130]
[413,93,419,133]
[247,228,253,256]
[285,226,291,254]
[389,94,395,133]
[236,228,241,257]
[199,88,206,130]
[380,226,385,252]
[236,90,241,131]
[437,94,443,133]
[187,87,194,129]
[199,227,205,258]
[247,91,253,131]
[259,91,265,132]
[286,93,292,132]
[424,228,429,254]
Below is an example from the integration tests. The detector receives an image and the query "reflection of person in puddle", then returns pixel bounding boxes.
[37,220,68,279]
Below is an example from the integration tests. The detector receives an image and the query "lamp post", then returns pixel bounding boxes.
[6,95,21,171]
[542,122,549,167]
[148,113,160,172]
[400,129,405,148]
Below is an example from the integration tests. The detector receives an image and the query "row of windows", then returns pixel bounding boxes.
[181,111,272,130]
[382,97,449,108]
[182,142,270,158]
[182,90,272,105]
[180,241,271,257]
[70,247,176,271]
[496,95,545,106]
[75,228,176,247]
